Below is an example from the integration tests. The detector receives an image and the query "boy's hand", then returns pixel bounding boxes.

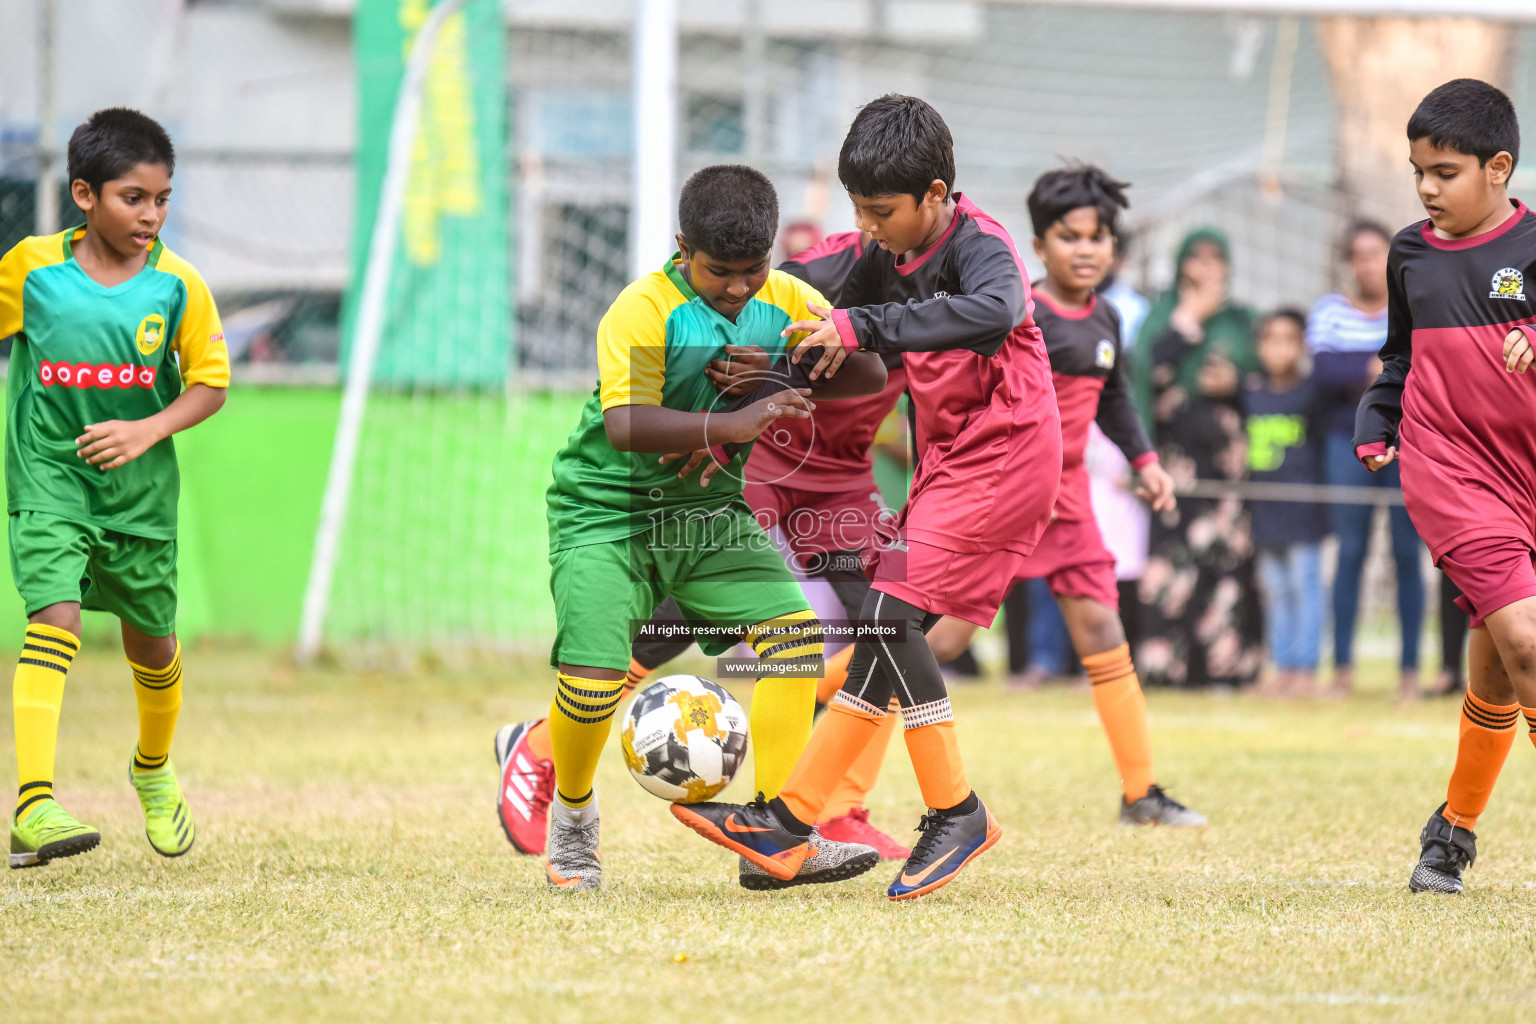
[782,302,849,380]
[726,387,814,443]
[1364,446,1397,472]
[704,344,772,396]
[76,419,161,470]
[658,449,725,487]
[1135,462,1177,512]
[1504,327,1535,373]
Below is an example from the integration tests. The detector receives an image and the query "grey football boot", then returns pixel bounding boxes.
[1409,802,1476,894]
[737,827,880,891]
[1120,784,1207,827]
[545,799,601,891]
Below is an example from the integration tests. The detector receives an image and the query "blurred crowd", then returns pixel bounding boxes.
[780,220,1458,698]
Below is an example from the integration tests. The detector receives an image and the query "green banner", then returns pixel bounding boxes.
[349,0,510,387]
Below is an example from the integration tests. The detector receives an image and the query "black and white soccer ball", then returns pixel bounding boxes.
[620,674,748,803]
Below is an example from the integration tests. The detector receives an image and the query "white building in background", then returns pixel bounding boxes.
[5,1,1536,369]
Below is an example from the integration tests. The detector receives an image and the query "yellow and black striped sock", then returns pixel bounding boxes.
[548,672,627,809]
[13,624,79,819]
[130,642,183,772]
[746,610,822,801]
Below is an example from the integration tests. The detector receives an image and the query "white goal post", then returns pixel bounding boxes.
[295,0,473,665]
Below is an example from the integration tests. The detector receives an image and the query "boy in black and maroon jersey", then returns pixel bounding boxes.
[672,95,1063,900]
[924,165,1205,827]
[1354,79,1536,893]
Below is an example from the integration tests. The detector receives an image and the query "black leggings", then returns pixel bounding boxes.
[841,590,946,710]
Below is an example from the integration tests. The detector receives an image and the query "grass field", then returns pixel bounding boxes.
[7,647,1536,1023]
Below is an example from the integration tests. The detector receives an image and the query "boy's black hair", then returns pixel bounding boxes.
[1260,307,1308,338]
[1407,78,1520,171]
[838,94,955,205]
[1027,163,1130,239]
[67,107,175,198]
[677,164,779,262]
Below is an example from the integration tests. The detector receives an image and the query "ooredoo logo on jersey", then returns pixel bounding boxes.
[1490,267,1526,301]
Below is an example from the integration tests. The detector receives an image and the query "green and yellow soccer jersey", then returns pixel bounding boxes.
[0,228,230,540]
[547,257,827,552]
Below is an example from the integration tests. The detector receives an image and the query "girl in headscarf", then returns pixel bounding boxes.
[1135,228,1264,688]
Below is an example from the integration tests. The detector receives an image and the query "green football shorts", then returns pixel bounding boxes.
[548,504,810,671]
[9,511,178,637]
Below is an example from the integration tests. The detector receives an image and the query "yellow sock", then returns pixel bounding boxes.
[14,624,78,818]
[747,611,822,800]
[130,642,182,772]
[548,672,626,809]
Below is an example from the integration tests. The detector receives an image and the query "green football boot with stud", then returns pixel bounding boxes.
[10,800,101,869]
[129,753,195,858]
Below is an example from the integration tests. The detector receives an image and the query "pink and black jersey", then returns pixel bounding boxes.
[749,231,908,492]
[829,194,1061,555]
[1355,200,1536,559]
[1033,290,1155,522]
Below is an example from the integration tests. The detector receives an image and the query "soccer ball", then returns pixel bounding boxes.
[620,675,749,803]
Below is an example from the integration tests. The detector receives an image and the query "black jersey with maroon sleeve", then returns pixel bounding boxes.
[826,194,1061,555]
[1033,290,1156,522]
[1354,200,1536,558]
[779,231,867,306]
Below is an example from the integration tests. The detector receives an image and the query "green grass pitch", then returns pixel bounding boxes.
[6,648,1536,1023]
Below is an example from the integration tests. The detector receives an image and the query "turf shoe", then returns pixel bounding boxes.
[671,795,817,880]
[545,802,600,891]
[495,720,554,856]
[817,806,912,860]
[736,828,880,891]
[1119,784,1207,827]
[129,755,195,857]
[1409,802,1476,894]
[886,797,1001,901]
[9,801,100,869]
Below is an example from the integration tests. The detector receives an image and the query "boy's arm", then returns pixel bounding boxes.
[603,389,813,454]
[1352,250,1412,470]
[781,234,1027,377]
[76,385,226,469]
[1096,340,1157,469]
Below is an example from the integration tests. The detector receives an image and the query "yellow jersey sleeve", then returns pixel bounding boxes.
[156,248,230,388]
[753,269,830,347]
[0,233,70,340]
[596,273,681,411]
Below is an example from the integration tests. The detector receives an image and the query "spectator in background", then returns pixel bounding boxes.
[1101,230,1151,344]
[1308,221,1423,700]
[1244,310,1329,696]
[779,220,824,261]
[1136,227,1263,688]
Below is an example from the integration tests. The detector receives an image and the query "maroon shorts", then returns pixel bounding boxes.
[743,481,898,566]
[1441,536,1536,629]
[870,540,1026,627]
[1011,515,1120,610]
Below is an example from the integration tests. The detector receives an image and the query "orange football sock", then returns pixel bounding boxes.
[903,701,970,810]
[624,657,653,695]
[816,646,856,705]
[1083,643,1155,802]
[1526,707,1536,749]
[1442,690,1519,830]
[525,718,553,762]
[817,700,899,822]
[778,693,886,825]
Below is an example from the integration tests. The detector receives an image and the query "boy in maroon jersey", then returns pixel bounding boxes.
[1353,79,1536,893]
[922,165,1205,827]
[670,94,1063,900]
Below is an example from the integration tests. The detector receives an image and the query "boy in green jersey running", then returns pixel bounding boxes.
[539,164,888,890]
[0,109,229,868]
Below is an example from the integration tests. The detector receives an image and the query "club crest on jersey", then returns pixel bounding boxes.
[136,313,166,355]
[1491,267,1526,301]
[1095,339,1116,369]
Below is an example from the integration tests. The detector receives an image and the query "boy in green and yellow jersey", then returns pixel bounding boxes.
[538,164,888,890]
[0,109,229,868]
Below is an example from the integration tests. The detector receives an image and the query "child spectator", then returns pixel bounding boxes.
[1245,310,1329,697]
